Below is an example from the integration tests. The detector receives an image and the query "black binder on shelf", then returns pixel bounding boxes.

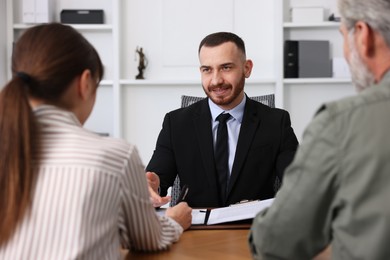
[284,40,299,78]
[284,40,332,78]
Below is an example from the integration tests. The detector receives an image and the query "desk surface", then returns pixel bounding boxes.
[126,229,251,260]
[125,228,332,260]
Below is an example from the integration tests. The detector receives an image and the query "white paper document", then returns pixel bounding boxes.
[207,199,274,225]
[190,198,274,226]
[191,209,208,225]
[156,207,209,225]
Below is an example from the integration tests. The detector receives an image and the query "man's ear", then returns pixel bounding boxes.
[354,21,375,60]
[244,59,253,78]
[78,69,93,101]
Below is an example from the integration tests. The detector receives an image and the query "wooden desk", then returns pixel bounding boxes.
[124,229,331,260]
[126,229,251,260]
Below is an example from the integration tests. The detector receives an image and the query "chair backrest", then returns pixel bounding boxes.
[170,93,276,206]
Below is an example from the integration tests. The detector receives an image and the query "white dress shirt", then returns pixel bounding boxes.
[0,105,182,260]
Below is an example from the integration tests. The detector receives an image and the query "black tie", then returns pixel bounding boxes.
[215,113,231,204]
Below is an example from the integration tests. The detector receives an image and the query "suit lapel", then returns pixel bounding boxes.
[227,98,261,196]
[193,99,219,191]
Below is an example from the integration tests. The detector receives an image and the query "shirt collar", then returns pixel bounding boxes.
[33,104,82,127]
[209,94,246,123]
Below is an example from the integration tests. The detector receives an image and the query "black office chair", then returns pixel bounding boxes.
[170,94,277,206]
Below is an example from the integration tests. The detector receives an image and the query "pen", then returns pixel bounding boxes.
[178,184,189,202]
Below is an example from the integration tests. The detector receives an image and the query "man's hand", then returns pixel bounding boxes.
[146,171,160,192]
[146,171,171,207]
[166,202,192,230]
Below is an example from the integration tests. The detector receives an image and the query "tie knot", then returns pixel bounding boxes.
[216,113,231,123]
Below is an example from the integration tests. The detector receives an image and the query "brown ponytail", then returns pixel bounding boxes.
[0,76,38,246]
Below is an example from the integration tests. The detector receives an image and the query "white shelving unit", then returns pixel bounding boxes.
[119,78,275,86]
[283,21,341,28]
[284,78,351,84]
[5,0,122,138]
[13,23,114,30]
[4,0,358,162]
[280,0,354,140]
[5,0,279,163]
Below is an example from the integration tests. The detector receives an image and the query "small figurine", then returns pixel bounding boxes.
[135,46,148,79]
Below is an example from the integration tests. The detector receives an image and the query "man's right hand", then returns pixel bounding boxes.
[166,202,192,230]
[146,171,171,207]
[146,171,160,193]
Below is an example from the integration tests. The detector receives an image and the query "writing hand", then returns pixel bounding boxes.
[166,202,192,230]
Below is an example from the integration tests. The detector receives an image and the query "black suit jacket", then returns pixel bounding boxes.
[146,97,298,207]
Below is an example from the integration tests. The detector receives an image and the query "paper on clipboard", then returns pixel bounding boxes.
[206,198,274,225]
[191,209,208,225]
[158,199,274,226]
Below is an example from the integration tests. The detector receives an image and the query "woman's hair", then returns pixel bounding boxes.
[0,23,104,246]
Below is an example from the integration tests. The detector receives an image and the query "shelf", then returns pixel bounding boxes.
[65,24,113,31]
[13,23,113,31]
[5,0,348,150]
[246,78,276,84]
[284,78,351,84]
[119,78,275,86]
[120,79,201,86]
[283,21,340,29]
[99,80,113,86]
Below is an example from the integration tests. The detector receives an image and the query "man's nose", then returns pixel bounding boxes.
[211,71,223,86]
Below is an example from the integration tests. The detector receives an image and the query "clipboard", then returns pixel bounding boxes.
[189,198,274,230]
[190,218,252,230]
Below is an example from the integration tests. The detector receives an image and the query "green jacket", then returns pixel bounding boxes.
[249,71,390,260]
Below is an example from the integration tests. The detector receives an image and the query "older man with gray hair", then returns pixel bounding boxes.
[249,0,390,259]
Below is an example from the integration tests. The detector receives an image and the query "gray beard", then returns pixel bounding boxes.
[348,39,376,92]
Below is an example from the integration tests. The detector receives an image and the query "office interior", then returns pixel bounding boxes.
[0,0,354,166]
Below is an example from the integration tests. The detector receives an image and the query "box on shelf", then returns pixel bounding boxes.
[332,57,351,78]
[60,10,104,24]
[22,0,54,23]
[291,7,324,23]
[284,40,332,78]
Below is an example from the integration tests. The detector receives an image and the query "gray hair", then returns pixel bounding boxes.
[338,0,390,47]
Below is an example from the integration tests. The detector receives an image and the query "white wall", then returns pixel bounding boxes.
[0,0,7,87]
[120,0,275,81]
[282,20,355,141]
[119,0,354,165]
[120,0,277,164]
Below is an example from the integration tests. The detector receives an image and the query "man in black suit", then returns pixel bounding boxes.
[146,32,298,207]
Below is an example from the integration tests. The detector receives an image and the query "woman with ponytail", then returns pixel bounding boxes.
[0,23,191,259]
